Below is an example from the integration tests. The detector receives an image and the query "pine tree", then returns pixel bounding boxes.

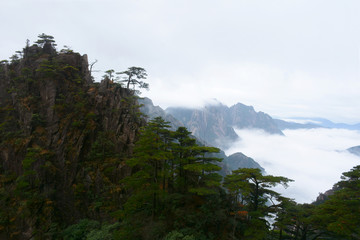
[224,168,293,239]
[121,117,173,218]
[314,165,360,239]
[172,127,223,195]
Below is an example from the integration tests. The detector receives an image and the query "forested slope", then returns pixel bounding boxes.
[0,35,144,238]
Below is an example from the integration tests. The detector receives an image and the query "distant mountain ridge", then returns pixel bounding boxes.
[166,101,283,149]
[305,118,360,130]
[275,117,360,130]
[274,119,321,130]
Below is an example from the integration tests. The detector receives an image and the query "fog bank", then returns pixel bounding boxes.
[225,128,360,203]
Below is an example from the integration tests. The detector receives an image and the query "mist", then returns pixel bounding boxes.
[225,128,360,203]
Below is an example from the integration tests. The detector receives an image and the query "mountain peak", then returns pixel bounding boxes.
[231,102,255,111]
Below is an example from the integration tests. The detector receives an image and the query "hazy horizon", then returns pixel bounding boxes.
[155,97,360,125]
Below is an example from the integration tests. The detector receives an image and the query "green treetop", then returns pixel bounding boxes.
[116,67,149,93]
[35,33,57,48]
[314,165,360,239]
[224,168,293,239]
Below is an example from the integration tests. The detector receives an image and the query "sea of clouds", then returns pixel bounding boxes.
[225,128,360,203]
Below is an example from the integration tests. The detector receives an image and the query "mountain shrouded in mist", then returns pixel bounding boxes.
[166,100,283,149]
[139,97,265,174]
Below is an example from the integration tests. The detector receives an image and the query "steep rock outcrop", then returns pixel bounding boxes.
[0,43,144,237]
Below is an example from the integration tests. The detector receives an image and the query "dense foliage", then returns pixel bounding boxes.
[0,35,359,239]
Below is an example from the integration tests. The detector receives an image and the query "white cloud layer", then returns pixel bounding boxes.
[225,128,360,203]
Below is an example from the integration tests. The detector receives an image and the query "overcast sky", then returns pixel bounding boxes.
[2,0,360,123]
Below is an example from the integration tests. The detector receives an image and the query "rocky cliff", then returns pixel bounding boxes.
[0,40,144,238]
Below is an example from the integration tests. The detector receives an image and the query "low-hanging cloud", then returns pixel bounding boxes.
[225,128,360,203]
